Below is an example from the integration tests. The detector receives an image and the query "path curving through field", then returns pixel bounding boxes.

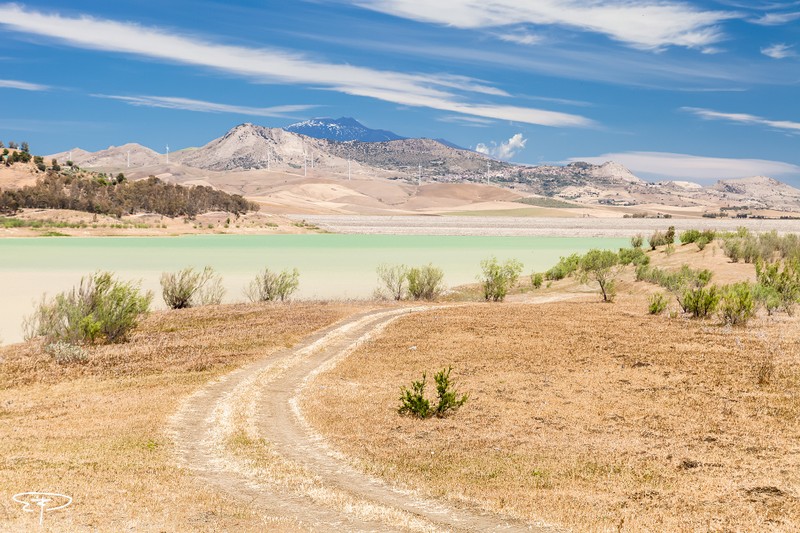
[168,306,551,532]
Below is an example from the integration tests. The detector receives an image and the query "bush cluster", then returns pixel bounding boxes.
[25,272,152,345]
[545,253,581,280]
[721,228,800,264]
[479,257,523,302]
[648,226,676,250]
[398,367,468,419]
[376,263,445,301]
[161,266,225,309]
[0,173,258,217]
[245,267,300,302]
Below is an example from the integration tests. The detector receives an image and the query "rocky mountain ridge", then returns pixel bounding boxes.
[45,123,800,213]
[284,117,404,142]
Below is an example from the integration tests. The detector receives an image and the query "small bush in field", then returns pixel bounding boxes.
[682,286,720,318]
[531,272,544,289]
[479,257,523,302]
[719,282,756,326]
[398,367,468,419]
[407,264,445,301]
[631,234,643,248]
[648,292,668,315]
[376,263,410,300]
[245,267,300,302]
[161,266,225,309]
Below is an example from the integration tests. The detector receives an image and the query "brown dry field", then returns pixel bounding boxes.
[0,302,365,531]
[303,243,800,531]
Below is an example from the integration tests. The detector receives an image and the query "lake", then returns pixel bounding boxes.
[0,234,628,344]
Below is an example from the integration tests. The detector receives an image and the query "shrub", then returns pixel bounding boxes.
[398,373,431,418]
[545,253,581,280]
[718,282,756,326]
[398,367,468,419]
[579,249,620,302]
[755,258,800,315]
[244,267,300,302]
[648,231,666,250]
[665,226,676,244]
[680,229,701,244]
[25,272,152,344]
[407,264,445,301]
[631,234,643,249]
[618,247,650,266]
[161,266,225,309]
[648,292,668,315]
[376,263,409,300]
[755,284,781,316]
[479,257,523,302]
[682,286,720,318]
[696,236,710,250]
[531,272,543,289]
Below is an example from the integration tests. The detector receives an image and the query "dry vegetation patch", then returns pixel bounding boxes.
[0,302,361,531]
[304,300,800,531]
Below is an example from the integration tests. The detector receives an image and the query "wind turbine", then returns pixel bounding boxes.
[166,145,170,165]
[127,150,130,168]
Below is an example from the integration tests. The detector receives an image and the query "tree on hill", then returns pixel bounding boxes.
[20,141,29,153]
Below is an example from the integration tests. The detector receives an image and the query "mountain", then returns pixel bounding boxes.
[49,143,161,169]
[41,123,800,214]
[284,117,404,142]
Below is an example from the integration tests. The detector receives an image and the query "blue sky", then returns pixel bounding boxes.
[0,1,799,183]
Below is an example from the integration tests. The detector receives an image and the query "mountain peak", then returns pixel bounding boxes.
[284,117,404,142]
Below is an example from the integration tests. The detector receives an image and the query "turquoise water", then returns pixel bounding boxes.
[0,234,627,343]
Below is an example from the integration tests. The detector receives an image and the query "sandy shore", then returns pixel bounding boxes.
[292,214,800,237]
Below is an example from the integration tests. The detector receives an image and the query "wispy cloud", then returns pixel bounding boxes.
[751,11,800,25]
[567,151,800,181]
[761,43,796,58]
[494,29,542,46]
[682,107,800,133]
[0,4,593,128]
[476,133,527,160]
[354,0,737,51]
[0,78,49,91]
[93,94,317,118]
[437,115,494,126]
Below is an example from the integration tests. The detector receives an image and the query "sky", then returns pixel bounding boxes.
[0,0,798,183]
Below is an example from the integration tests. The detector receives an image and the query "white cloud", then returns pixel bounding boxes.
[437,115,494,126]
[0,79,49,91]
[682,107,800,133]
[751,11,800,25]
[476,133,527,160]
[0,4,593,129]
[93,94,317,117]
[567,151,800,181]
[355,0,737,50]
[495,30,542,46]
[761,43,796,58]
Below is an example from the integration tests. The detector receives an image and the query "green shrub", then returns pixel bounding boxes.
[696,236,710,250]
[648,231,666,250]
[531,272,543,289]
[376,263,409,300]
[161,266,225,309]
[680,229,701,244]
[755,258,800,315]
[682,286,720,318]
[244,267,300,302]
[398,367,468,419]
[648,292,668,315]
[755,284,781,316]
[618,247,650,266]
[665,226,676,244]
[545,253,581,280]
[407,264,445,301]
[398,373,431,418]
[579,249,620,302]
[631,234,644,249]
[479,256,523,302]
[718,282,756,326]
[25,272,152,344]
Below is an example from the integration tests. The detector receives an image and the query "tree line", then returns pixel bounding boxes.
[0,172,259,217]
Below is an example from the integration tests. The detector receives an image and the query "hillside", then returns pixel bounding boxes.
[38,123,800,216]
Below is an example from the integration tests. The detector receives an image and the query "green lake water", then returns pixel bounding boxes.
[0,234,627,344]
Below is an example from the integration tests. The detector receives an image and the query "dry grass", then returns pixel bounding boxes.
[0,302,362,531]
[304,295,800,531]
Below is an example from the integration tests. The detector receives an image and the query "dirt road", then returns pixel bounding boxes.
[168,307,548,532]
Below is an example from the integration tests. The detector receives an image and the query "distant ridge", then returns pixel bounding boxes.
[284,117,404,142]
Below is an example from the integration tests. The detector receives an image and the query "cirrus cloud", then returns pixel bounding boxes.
[0,4,593,129]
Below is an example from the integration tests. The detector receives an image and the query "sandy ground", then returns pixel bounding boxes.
[293,215,800,237]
